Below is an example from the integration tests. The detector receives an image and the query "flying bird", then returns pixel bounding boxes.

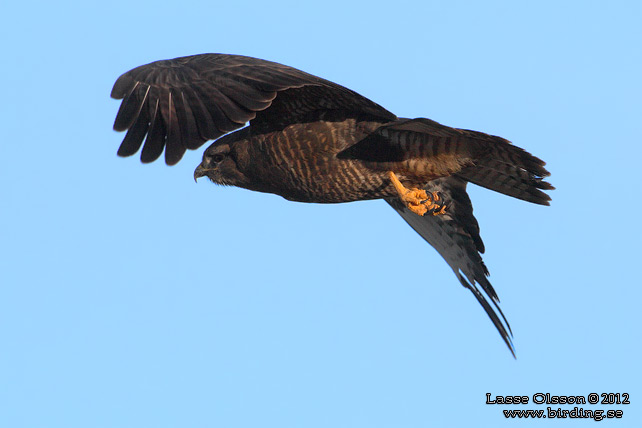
[111,53,553,356]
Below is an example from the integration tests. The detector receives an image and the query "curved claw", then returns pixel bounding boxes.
[388,172,447,217]
[424,191,446,215]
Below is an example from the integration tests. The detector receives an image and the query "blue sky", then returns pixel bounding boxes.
[2,1,641,427]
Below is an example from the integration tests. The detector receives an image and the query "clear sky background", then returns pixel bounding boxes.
[2,1,641,427]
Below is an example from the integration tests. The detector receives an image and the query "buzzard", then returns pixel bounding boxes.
[111,54,553,356]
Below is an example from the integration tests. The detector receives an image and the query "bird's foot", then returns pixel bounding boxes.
[388,171,446,217]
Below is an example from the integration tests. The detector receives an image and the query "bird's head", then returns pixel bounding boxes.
[193,142,249,187]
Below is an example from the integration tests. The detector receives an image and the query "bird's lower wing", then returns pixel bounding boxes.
[386,176,515,356]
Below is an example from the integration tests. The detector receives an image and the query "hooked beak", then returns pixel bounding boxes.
[194,164,208,183]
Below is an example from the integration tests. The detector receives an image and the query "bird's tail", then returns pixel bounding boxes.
[340,117,554,204]
[379,117,554,205]
[455,135,554,205]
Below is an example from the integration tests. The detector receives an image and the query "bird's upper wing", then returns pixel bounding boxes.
[111,54,396,165]
[386,176,515,356]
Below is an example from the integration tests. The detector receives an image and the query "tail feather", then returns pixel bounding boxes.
[457,137,554,205]
[340,117,553,205]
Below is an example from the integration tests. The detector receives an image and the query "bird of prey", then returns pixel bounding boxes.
[111,53,553,356]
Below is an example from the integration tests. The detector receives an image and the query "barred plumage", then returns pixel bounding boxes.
[111,53,553,356]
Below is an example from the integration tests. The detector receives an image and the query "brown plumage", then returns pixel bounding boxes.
[111,53,553,356]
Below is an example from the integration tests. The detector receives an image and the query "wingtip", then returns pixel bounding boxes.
[464,276,516,358]
[498,315,516,359]
[111,74,134,99]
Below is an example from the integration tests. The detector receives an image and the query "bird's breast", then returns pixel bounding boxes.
[241,120,396,203]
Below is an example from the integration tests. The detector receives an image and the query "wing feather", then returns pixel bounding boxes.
[111,53,396,164]
[117,107,150,157]
[191,82,245,133]
[163,90,186,165]
[113,82,149,132]
[181,89,220,141]
[386,177,515,356]
[217,79,274,111]
[140,98,165,163]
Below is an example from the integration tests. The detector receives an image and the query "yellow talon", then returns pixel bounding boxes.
[388,171,446,217]
[431,204,447,216]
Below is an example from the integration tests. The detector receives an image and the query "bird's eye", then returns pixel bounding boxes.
[212,154,225,163]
